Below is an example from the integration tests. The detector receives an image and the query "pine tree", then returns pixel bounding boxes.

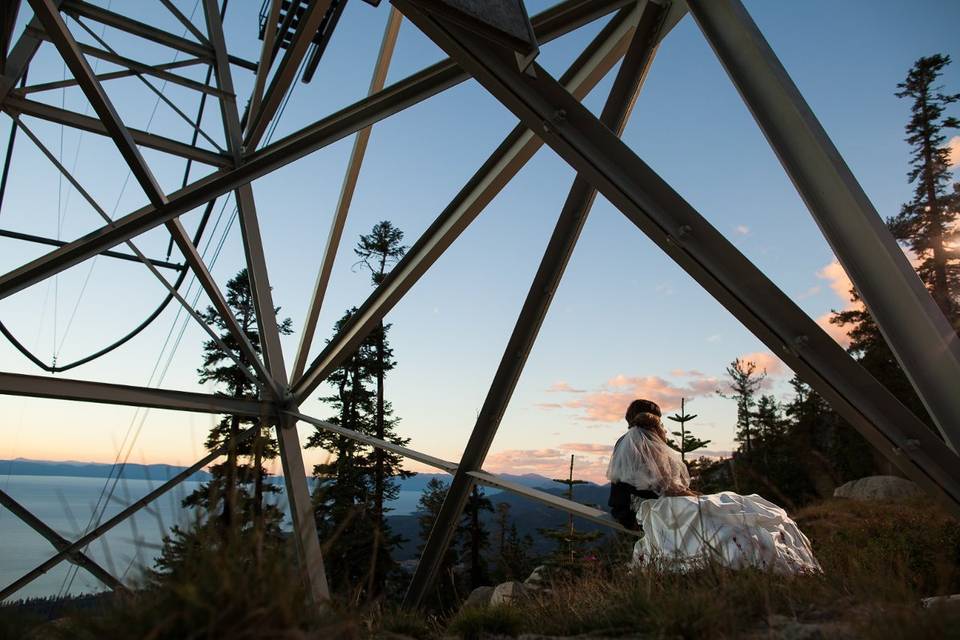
[492,503,535,581]
[719,359,766,455]
[538,456,601,568]
[182,269,289,532]
[666,398,711,463]
[459,485,493,589]
[353,220,410,596]
[888,54,960,319]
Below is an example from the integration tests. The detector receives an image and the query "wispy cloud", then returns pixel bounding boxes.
[547,381,585,393]
[734,225,751,236]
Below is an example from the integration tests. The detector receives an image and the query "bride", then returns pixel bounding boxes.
[606,399,820,574]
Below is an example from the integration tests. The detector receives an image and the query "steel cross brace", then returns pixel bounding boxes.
[0,426,259,601]
[395,0,960,527]
[0,489,127,595]
[201,0,330,603]
[400,0,676,608]
[0,0,633,303]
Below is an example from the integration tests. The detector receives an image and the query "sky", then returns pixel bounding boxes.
[0,0,958,484]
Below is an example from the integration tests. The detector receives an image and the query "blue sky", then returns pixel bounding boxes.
[0,0,957,481]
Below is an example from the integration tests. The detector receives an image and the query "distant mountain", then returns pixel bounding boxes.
[387,481,614,561]
[396,472,554,493]
[0,459,212,482]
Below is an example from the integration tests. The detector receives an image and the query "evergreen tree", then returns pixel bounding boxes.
[492,503,535,582]
[181,269,289,532]
[306,307,410,598]
[459,485,493,589]
[665,398,711,463]
[353,220,410,595]
[538,456,602,568]
[888,54,959,319]
[719,359,766,455]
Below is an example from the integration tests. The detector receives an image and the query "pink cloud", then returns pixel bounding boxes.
[484,446,612,482]
[559,442,613,454]
[738,351,788,377]
[948,135,960,169]
[547,381,585,393]
[816,311,852,348]
[536,402,564,410]
[562,375,720,423]
[818,259,856,303]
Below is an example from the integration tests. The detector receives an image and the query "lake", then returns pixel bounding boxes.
[0,475,422,600]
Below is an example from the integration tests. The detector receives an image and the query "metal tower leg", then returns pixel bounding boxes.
[687,0,960,451]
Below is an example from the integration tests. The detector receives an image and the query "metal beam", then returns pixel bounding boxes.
[0,371,270,416]
[60,0,257,71]
[26,0,166,207]
[248,0,282,127]
[0,1,20,70]
[202,0,330,602]
[289,410,459,473]
[3,95,231,167]
[0,489,127,593]
[21,57,205,94]
[0,227,184,270]
[403,0,672,607]
[0,0,634,301]
[0,425,258,601]
[0,0,62,103]
[160,0,210,46]
[289,410,638,533]
[292,1,671,402]
[27,30,232,99]
[468,471,637,535]
[394,0,960,520]
[687,0,960,452]
[244,0,334,148]
[291,6,403,381]
[12,116,266,392]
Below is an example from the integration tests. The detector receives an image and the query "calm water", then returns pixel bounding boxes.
[0,475,421,600]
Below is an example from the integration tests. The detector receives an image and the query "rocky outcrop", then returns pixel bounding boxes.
[833,475,924,501]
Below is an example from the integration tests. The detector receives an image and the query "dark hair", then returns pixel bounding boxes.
[625,399,661,425]
[625,399,666,440]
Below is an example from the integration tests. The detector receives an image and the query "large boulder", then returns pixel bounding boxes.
[489,581,527,606]
[833,475,924,501]
[461,585,494,610]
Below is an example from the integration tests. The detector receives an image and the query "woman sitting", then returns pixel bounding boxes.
[607,399,820,574]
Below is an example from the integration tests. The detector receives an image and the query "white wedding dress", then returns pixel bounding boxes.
[607,428,820,574]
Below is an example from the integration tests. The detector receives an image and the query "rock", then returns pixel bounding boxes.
[833,475,924,501]
[461,585,494,610]
[921,593,960,609]
[523,565,548,591]
[489,581,526,606]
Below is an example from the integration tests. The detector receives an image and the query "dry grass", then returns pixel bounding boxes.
[4,498,958,639]
[442,497,960,639]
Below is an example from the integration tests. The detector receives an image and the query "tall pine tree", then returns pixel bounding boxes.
[889,54,959,320]
[718,359,765,455]
[182,269,289,532]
